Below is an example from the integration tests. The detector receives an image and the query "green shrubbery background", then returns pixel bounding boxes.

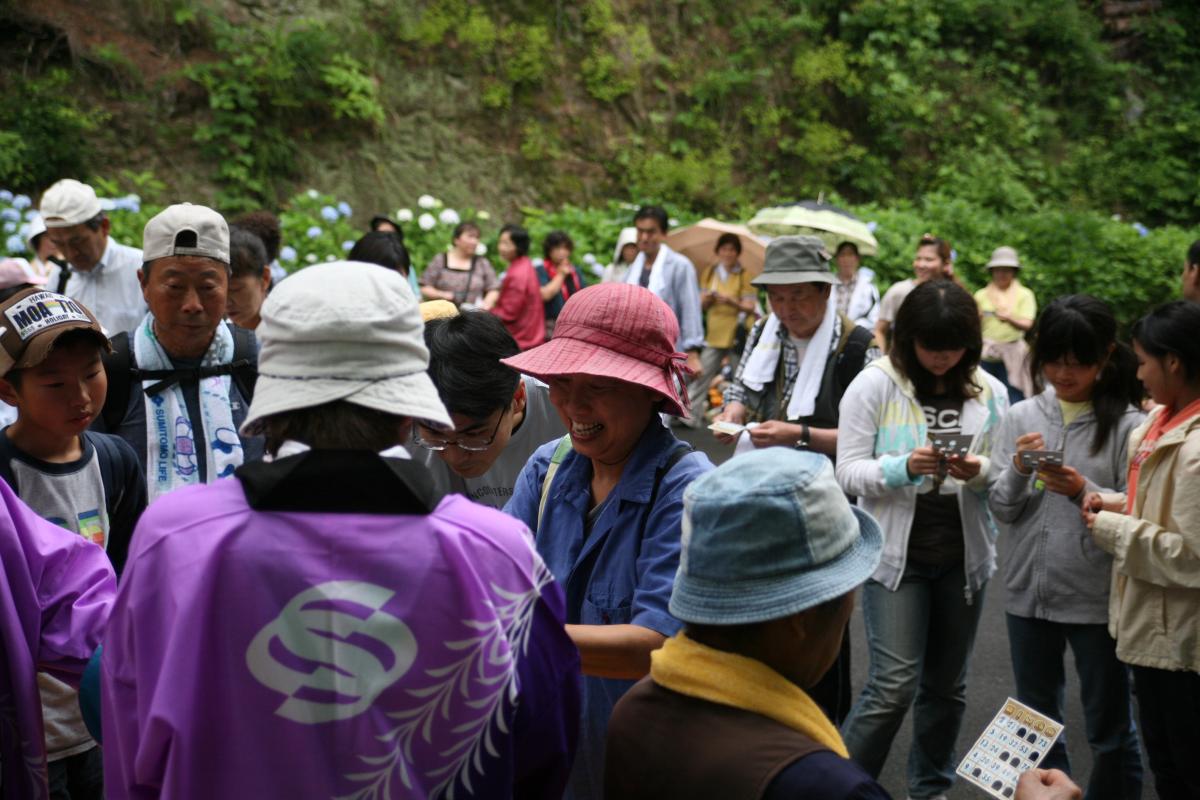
[1,0,1197,328]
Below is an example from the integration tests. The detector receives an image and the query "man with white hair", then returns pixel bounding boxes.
[39,179,146,335]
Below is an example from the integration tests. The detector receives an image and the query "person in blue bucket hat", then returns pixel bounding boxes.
[604,447,889,799]
[604,448,1085,800]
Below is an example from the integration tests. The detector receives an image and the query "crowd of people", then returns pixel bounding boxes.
[1,175,1199,800]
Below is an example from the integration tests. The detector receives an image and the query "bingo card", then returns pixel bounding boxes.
[957,698,1063,799]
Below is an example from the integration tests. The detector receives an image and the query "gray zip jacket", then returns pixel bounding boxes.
[988,387,1145,624]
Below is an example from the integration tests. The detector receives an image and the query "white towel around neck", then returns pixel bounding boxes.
[738,295,837,420]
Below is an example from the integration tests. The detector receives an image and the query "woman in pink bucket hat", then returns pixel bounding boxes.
[502,282,714,800]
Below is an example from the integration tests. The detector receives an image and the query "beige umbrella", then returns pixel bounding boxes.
[665,218,767,278]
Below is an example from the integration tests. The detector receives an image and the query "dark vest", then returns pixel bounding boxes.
[744,313,874,431]
[605,677,827,800]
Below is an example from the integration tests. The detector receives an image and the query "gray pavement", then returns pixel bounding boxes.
[673,425,1155,800]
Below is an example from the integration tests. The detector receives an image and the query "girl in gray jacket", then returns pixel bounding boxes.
[989,295,1144,800]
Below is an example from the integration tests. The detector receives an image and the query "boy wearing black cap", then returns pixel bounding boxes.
[0,287,146,799]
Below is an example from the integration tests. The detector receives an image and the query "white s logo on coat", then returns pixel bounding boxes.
[246,581,417,724]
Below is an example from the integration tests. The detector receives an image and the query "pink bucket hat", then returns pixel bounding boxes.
[501,283,693,417]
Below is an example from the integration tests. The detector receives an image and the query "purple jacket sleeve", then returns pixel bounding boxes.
[0,478,115,799]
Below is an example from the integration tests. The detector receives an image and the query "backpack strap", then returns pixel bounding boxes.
[535,436,694,531]
[86,431,125,512]
[99,325,257,428]
[229,324,258,403]
[834,317,875,395]
[100,332,134,432]
[537,435,575,529]
[55,264,72,295]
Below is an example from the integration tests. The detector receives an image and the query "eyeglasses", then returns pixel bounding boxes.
[413,411,505,452]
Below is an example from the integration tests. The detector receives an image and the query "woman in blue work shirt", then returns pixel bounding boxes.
[503,283,714,800]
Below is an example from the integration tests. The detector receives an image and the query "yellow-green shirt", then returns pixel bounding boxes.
[1060,399,1092,428]
[975,281,1037,343]
[701,264,756,349]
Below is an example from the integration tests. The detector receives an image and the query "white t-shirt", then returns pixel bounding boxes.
[420,376,566,510]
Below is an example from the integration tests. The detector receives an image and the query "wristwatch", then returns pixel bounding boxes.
[796,423,811,450]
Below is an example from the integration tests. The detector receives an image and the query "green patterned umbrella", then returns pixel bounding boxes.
[747,201,879,257]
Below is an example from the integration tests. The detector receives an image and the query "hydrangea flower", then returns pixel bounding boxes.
[475,243,487,256]
[1132,222,1149,237]
[280,246,298,262]
[668,218,679,228]
[306,226,323,239]
[325,255,337,262]
[11,195,31,210]
[342,240,356,251]
[439,208,460,226]
[476,210,491,221]
[0,209,20,222]
[24,209,38,221]
[395,208,413,223]
[98,198,116,211]
[591,263,605,277]
[5,234,24,254]
[0,190,12,202]
[305,253,319,263]
[582,253,596,265]
[417,195,437,209]
[3,222,15,234]
[417,213,436,231]
[866,221,878,232]
[337,201,352,217]
[320,206,339,222]
[306,189,319,199]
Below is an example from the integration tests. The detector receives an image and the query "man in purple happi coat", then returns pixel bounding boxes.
[99,261,581,799]
[0,478,115,799]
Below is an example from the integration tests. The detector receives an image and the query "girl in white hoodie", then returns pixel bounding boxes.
[837,280,1008,800]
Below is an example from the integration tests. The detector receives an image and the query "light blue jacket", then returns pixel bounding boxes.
[836,358,1009,596]
[504,421,713,800]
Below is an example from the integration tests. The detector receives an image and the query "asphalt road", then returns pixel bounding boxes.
[674,425,1156,800]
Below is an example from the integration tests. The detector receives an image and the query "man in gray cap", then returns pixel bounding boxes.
[714,235,877,457]
[92,203,261,501]
[711,234,877,723]
[39,179,147,335]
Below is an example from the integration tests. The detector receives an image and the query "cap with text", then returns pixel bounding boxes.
[143,203,230,265]
[39,179,103,229]
[0,288,110,377]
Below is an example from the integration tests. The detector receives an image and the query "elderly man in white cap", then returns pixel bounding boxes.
[39,179,146,335]
[96,261,581,800]
[91,203,262,501]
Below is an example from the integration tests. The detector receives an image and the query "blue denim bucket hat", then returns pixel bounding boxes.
[669,448,883,625]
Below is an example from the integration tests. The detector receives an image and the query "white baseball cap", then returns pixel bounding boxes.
[39,179,102,228]
[143,203,230,265]
[241,261,452,433]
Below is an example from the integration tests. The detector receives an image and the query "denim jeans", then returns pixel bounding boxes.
[842,562,986,800]
[1006,615,1142,800]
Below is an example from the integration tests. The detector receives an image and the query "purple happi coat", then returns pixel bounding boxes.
[0,478,116,800]
[100,450,581,799]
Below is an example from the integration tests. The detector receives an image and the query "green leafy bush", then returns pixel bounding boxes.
[0,70,107,191]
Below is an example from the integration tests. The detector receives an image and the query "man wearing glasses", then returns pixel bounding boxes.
[38,179,147,336]
[417,311,566,509]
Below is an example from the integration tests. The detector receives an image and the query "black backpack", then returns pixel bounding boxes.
[100,324,258,431]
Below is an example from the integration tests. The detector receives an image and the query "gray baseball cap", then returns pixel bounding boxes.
[143,203,230,265]
[752,235,837,286]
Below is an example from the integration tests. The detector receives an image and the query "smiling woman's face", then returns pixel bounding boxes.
[547,374,659,467]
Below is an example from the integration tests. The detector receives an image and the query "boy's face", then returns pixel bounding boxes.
[0,341,107,436]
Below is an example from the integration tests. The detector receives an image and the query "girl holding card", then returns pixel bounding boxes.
[1084,300,1200,800]
[990,295,1145,800]
[836,279,1009,800]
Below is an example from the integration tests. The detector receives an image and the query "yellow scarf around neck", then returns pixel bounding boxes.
[650,633,849,757]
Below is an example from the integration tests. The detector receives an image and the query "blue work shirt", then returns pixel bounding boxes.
[505,421,713,800]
